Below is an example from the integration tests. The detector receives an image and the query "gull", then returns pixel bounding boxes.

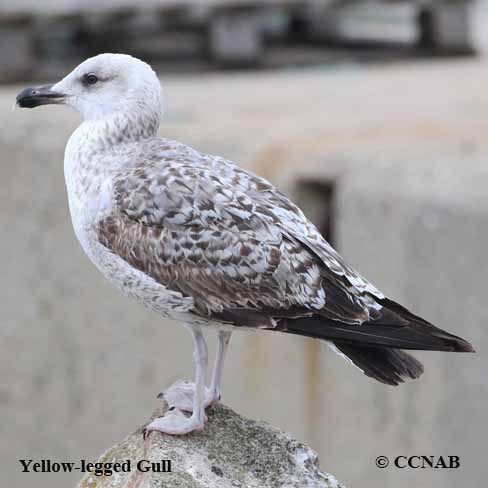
[16,54,474,436]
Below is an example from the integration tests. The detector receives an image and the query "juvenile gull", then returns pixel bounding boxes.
[16,54,474,435]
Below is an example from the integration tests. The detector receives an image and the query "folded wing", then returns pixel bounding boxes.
[96,148,474,386]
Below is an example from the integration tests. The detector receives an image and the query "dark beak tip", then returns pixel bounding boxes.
[16,84,63,109]
[15,87,29,103]
[16,88,37,108]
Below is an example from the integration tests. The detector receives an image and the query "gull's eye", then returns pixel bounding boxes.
[83,73,99,86]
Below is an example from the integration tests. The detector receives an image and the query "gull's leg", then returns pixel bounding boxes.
[161,330,231,412]
[209,331,231,403]
[145,326,208,435]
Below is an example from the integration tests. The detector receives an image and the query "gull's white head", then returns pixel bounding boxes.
[16,53,163,132]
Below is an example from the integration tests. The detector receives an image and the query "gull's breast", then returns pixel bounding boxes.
[63,157,194,319]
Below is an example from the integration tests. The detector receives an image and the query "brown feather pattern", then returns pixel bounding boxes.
[97,141,379,324]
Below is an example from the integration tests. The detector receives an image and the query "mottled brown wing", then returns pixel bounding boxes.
[97,155,372,324]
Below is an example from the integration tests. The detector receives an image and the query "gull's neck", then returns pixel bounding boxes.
[80,110,160,148]
[64,109,160,204]
[65,108,160,168]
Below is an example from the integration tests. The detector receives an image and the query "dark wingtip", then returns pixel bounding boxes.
[442,333,475,353]
[379,297,476,353]
[452,339,476,353]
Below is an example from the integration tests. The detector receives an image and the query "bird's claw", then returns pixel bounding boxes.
[144,408,205,436]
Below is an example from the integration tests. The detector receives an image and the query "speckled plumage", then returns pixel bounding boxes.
[67,130,384,328]
[54,56,387,332]
[18,54,473,415]
[95,141,388,323]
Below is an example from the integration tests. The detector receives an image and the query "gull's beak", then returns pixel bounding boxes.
[16,84,65,108]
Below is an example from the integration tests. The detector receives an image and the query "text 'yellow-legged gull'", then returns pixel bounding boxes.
[16,53,475,436]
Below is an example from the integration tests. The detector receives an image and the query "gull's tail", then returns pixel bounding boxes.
[332,343,424,386]
[277,297,474,385]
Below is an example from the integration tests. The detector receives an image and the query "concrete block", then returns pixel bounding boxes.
[0,15,35,82]
[418,2,474,52]
[2,59,487,488]
[208,8,262,65]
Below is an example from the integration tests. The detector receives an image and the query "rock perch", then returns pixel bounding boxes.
[76,403,344,488]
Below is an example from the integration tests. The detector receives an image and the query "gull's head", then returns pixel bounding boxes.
[16,53,163,123]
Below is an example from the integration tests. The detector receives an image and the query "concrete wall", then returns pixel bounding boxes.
[1,59,486,487]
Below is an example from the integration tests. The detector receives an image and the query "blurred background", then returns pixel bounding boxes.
[0,1,486,487]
